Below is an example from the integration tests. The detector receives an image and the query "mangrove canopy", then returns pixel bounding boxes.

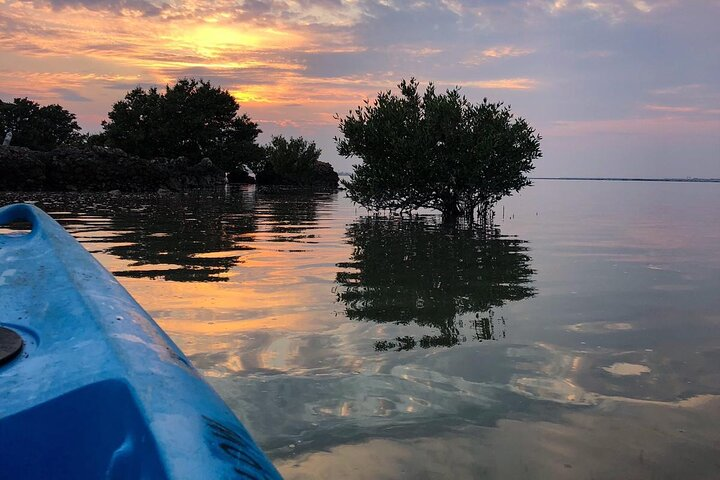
[336,79,542,223]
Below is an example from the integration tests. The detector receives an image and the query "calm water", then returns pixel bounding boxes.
[2,180,720,479]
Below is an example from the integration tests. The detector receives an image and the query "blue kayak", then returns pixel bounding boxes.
[0,203,282,479]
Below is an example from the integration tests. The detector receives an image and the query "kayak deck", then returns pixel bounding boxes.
[0,326,23,365]
[3,379,167,478]
[0,203,281,479]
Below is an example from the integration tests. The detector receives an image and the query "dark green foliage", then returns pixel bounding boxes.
[100,79,263,172]
[336,217,535,350]
[255,135,339,188]
[337,79,542,223]
[0,98,82,151]
[100,87,163,159]
[261,136,321,182]
[86,132,108,147]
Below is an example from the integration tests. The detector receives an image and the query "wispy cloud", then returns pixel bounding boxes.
[547,116,720,136]
[541,0,673,22]
[462,78,539,90]
[644,105,699,114]
[0,71,141,96]
[650,84,705,96]
[461,46,535,66]
[481,46,535,59]
[644,104,720,115]
[49,87,93,102]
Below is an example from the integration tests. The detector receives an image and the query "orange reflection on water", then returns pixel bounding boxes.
[82,205,350,343]
[117,263,339,333]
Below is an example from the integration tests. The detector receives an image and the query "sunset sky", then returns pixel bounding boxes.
[1,0,718,177]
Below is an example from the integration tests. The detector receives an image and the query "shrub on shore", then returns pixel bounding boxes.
[254,135,339,189]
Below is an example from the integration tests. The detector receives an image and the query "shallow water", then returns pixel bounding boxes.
[2,180,719,479]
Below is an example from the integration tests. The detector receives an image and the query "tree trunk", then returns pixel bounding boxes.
[441,194,462,223]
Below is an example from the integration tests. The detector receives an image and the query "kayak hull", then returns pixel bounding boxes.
[0,203,281,479]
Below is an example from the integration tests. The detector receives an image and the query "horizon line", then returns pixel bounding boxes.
[531,177,720,183]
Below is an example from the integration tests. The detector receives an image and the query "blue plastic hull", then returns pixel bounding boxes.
[0,203,281,479]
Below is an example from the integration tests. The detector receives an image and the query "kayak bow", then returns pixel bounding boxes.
[0,203,281,479]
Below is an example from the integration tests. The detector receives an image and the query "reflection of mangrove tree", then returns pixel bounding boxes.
[336,218,535,350]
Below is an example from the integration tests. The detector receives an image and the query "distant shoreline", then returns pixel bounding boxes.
[532,177,720,183]
[338,172,720,184]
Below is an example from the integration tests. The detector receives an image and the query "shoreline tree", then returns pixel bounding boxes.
[255,135,339,188]
[0,98,82,151]
[336,79,542,223]
[97,79,263,175]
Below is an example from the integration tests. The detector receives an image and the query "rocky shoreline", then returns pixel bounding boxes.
[0,145,225,192]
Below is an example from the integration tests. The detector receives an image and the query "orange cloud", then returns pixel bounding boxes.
[461,78,539,90]
[481,46,535,59]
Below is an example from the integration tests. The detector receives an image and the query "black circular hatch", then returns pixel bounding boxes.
[0,327,23,366]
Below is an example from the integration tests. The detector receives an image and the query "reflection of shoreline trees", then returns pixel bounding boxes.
[108,189,332,281]
[0,188,330,282]
[255,190,332,240]
[106,189,257,282]
[336,218,535,350]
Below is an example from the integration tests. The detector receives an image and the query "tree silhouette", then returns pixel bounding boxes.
[100,79,263,173]
[336,217,535,350]
[337,79,541,223]
[0,98,82,150]
[255,136,339,188]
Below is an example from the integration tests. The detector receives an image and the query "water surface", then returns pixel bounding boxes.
[2,181,719,479]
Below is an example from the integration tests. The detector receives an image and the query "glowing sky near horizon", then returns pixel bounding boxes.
[0,0,718,176]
